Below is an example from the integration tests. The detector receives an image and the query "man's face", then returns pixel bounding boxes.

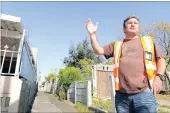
[124,18,140,36]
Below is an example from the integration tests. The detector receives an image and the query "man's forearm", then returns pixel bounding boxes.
[156,58,166,74]
[90,34,104,55]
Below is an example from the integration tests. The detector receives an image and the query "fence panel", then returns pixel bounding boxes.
[67,80,92,107]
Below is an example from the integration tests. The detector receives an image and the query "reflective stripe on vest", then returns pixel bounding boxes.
[113,41,123,90]
[113,36,157,91]
[140,36,157,88]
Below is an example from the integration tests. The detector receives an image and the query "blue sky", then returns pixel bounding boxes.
[2,1,170,79]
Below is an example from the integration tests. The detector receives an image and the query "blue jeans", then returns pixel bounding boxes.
[115,88,158,113]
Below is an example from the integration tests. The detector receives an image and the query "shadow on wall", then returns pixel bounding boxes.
[26,82,38,113]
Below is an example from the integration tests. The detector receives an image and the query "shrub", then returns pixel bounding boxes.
[58,67,82,88]
[59,86,66,101]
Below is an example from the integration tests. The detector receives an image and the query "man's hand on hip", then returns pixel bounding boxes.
[152,76,162,95]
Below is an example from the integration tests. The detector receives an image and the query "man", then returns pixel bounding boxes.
[86,16,166,113]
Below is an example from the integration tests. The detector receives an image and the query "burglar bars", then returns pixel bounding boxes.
[0,45,18,75]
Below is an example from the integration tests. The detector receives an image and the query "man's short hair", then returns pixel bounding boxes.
[123,16,140,28]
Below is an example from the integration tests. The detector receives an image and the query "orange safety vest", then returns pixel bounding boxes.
[113,36,157,91]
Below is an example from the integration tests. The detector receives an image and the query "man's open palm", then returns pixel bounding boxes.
[86,18,98,35]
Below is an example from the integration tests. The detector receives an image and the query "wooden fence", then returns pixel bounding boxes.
[92,65,113,99]
[92,65,170,99]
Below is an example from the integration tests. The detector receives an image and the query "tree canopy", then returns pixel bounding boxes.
[141,22,170,70]
[63,38,104,68]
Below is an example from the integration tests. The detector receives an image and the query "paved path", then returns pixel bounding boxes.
[48,93,78,112]
[31,92,62,113]
[158,100,170,106]
[31,91,78,113]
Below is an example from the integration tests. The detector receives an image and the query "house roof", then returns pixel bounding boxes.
[1,13,23,34]
[1,14,24,56]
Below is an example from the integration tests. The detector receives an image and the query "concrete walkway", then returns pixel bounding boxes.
[158,100,170,106]
[48,93,78,112]
[31,91,78,113]
[31,92,62,112]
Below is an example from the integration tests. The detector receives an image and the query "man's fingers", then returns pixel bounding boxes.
[87,18,91,21]
[153,87,157,96]
[86,19,91,28]
[86,18,92,25]
[86,18,98,32]
[86,18,91,23]
[153,86,161,96]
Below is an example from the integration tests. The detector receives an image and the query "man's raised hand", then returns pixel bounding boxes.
[86,18,98,35]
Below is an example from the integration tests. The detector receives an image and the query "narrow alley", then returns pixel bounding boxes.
[31,92,78,113]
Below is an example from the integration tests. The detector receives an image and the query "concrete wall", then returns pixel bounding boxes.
[67,80,92,107]
[44,81,52,93]
[0,76,23,112]
[67,82,76,103]
[0,76,22,112]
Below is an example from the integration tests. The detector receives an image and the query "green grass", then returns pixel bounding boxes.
[50,93,60,100]
[156,93,170,113]
[51,94,93,112]
[92,97,112,112]
[74,102,94,113]
[52,93,170,113]
[158,108,169,113]
[156,94,170,101]
[92,95,170,113]
[158,104,170,109]
[158,104,170,113]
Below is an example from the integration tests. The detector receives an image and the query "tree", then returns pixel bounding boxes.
[45,73,57,82]
[58,67,82,88]
[56,67,82,100]
[78,59,94,80]
[63,38,104,68]
[105,61,113,65]
[141,21,170,71]
[63,42,78,67]
[45,73,57,93]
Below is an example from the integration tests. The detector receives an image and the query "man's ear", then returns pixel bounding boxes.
[123,27,126,33]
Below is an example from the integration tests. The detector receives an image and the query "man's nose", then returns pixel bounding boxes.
[131,23,135,27]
